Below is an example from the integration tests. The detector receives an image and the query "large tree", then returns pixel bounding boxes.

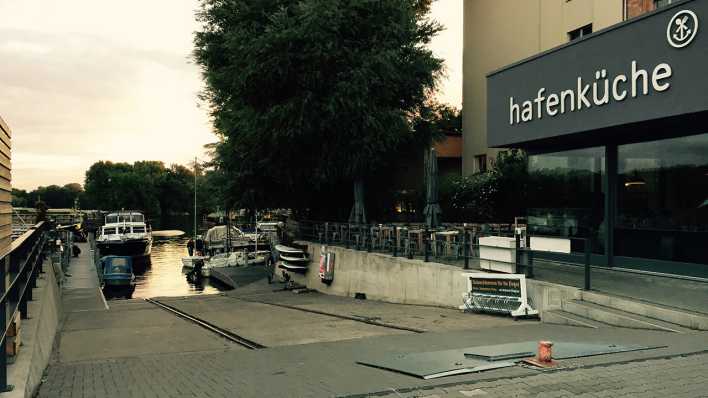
[194,0,443,219]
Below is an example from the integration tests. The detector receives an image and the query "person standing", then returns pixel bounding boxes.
[187,238,195,256]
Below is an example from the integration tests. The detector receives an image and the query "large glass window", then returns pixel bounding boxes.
[617,133,708,265]
[528,147,606,254]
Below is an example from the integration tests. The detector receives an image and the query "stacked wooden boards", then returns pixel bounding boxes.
[0,116,11,251]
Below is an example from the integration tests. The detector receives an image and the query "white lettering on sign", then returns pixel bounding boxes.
[509,61,673,126]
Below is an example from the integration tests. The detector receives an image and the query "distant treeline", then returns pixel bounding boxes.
[12,183,84,209]
[13,160,223,219]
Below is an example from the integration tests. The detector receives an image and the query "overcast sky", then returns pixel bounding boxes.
[0,0,462,191]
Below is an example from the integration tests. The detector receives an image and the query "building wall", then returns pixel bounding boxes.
[289,241,581,316]
[0,116,11,249]
[462,0,625,175]
[626,0,656,18]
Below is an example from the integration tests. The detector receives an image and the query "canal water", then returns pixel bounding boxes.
[103,215,231,300]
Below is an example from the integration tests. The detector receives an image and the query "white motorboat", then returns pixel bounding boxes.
[96,211,152,258]
[201,252,247,277]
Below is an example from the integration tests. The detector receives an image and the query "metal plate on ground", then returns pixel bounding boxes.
[463,342,535,361]
[463,341,665,361]
[552,342,666,359]
[357,349,516,379]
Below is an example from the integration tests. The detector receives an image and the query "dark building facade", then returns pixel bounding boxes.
[487,0,708,278]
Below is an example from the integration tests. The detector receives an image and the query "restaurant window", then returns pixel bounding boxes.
[475,154,487,173]
[616,133,708,265]
[528,146,606,254]
[568,24,592,41]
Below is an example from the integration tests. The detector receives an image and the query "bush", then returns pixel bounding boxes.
[443,149,528,223]
[448,172,500,222]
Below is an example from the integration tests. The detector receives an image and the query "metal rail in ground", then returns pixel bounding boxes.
[144,298,266,350]
[232,297,427,334]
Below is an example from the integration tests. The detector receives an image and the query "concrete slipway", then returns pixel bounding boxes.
[20,241,708,397]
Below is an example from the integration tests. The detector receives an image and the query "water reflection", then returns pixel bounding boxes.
[103,236,230,300]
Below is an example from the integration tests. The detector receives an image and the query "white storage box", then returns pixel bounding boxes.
[479,236,516,274]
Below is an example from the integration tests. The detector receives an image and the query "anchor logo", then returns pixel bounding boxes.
[667,10,699,48]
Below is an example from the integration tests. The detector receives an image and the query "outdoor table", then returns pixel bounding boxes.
[435,230,460,257]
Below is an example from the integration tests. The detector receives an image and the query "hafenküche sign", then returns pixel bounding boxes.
[487,1,708,148]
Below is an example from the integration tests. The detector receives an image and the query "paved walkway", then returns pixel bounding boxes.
[374,353,708,398]
[36,256,708,398]
[37,323,708,398]
[61,242,107,312]
[529,260,708,315]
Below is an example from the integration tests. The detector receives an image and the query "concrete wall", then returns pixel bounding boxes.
[7,259,62,398]
[289,242,580,315]
[462,0,625,174]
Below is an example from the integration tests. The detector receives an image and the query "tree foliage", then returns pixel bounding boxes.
[82,161,212,218]
[443,150,528,223]
[12,184,85,209]
[13,159,227,221]
[194,0,443,216]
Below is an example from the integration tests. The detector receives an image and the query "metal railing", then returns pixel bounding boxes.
[290,220,595,291]
[0,222,49,392]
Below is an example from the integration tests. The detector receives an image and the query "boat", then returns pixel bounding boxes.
[182,255,209,269]
[201,251,247,277]
[182,223,272,270]
[203,225,251,253]
[182,156,207,270]
[275,244,309,273]
[99,256,134,287]
[199,249,273,277]
[96,211,152,257]
[248,250,272,264]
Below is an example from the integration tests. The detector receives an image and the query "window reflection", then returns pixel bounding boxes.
[617,133,708,264]
[528,146,606,254]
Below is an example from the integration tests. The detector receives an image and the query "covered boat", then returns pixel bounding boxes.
[203,225,250,253]
[100,256,134,287]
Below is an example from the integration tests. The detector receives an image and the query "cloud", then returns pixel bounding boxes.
[0,17,215,190]
[1,0,461,191]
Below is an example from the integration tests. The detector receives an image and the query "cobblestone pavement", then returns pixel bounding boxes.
[374,353,708,398]
[37,349,708,397]
[39,267,708,398]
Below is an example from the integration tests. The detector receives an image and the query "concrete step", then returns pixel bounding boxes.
[542,309,604,329]
[581,290,708,331]
[562,300,693,333]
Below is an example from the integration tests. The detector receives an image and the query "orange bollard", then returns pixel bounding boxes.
[538,340,554,363]
[523,340,557,368]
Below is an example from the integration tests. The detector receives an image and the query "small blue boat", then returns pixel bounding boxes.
[100,256,135,287]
